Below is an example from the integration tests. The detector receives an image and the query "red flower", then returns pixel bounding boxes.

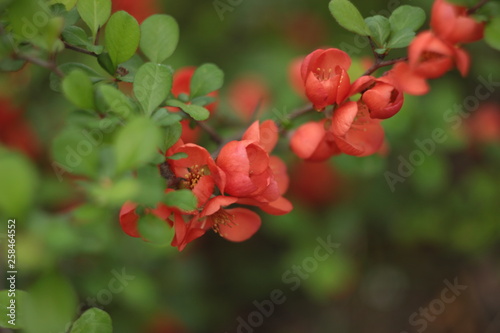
[466,103,500,144]
[290,160,341,208]
[200,196,261,242]
[392,31,470,95]
[289,57,306,97]
[349,74,404,119]
[301,48,351,110]
[409,31,469,79]
[217,121,293,215]
[170,212,207,251]
[431,0,484,45]
[166,141,225,206]
[290,120,340,162]
[119,201,171,238]
[0,98,40,159]
[112,0,159,23]
[228,75,270,122]
[331,101,385,156]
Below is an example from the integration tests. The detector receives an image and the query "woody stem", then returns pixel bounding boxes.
[467,0,490,15]
[362,57,408,76]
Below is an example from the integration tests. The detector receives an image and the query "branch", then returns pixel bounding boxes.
[362,57,408,76]
[197,120,223,145]
[467,0,490,15]
[15,53,64,77]
[286,103,314,122]
[63,41,98,57]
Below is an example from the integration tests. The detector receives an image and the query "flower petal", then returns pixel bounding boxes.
[119,201,140,238]
[218,208,261,242]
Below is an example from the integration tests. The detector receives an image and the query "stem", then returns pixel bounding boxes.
[467,0,490,15]
[197,120,223,145]
[286,103,314,122]
[63,41,98,57]
[15,53,63,77]
[362,57,408,76]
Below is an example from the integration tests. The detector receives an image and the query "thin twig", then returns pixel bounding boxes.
[467,0,490,15]
[63,41,98,57]
[196,120,223,145]
[362,57,408,76]
[286,103,314,121]
[15,53,64,77]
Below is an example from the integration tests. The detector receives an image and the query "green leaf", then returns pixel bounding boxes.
[133,164,165,205]
[51,126,101,179]
[152,108,183,126]
[485,17,500,51]
[115,54,144,83]
[138,214,174,245]
[328,0,371,36]
[97,52,115,75]
[0,290,29,329]
[0,150,37,217]
[189,63,224,99]
[114,117,162,173]
[389,5,426,32]
[140,14,179,63]
[50,62,104,92]
[365,15,390,46]
[166,100,210,121]
[62,69,95,109]
[105,11,140,67]
[97,84,138,118]
[24,274,77,333]
[70,308,112,333]
[77,0,111,39]
[49,0,78,10]
[387,28,415,49]
[166,152,187,160]
[133,62,172,117]
[163,189,198,211]
[161,122,182,152]
[61,26,103,54]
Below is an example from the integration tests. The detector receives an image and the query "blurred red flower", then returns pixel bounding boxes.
[431,0,484,45]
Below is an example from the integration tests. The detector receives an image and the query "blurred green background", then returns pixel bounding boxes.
[1,0,500,332]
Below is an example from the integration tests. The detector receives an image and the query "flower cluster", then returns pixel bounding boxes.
[119,120,292,251]
[291,0,484,160]
[291,48,398,159]
[393,0,484,95]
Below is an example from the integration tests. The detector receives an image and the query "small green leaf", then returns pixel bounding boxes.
[62,26,103,54]
[62,69,95,109]
[485,17,500,51]
[166,152,187,160]
[140,14,179,63]
[97,84,138,118]
[24,274,78,333]
[0,150,37,217]
[49,0,78,10]
[152,108,183,126]
[105,11,140,68]
[190,95,216,106]
[50,63,104,92]
[133,62,172,117]
[387,28,415,49]
[138,214,174,245]
[114,117,162,173]
[166,100,210,121]
[164,189,198,211]
[161,122,182,152]
[389,5,426,32]
[189,63,224,99]
[328,0,371,36]
[77,0,111,39]
[365,15,390,46]
[97,52,115,75]
[70,308,112,333]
